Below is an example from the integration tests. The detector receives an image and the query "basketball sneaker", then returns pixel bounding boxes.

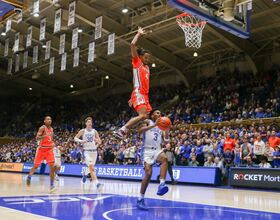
[136,198,148,211]
[157,183,169,196]
[113,130,125,139]
[26,175,31,186]
[50,185,57,193]
[82,170,87,183]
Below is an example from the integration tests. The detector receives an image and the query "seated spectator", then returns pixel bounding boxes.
[259,156,272,168]
[188,155,199,167]
[204,156,214,167]
[273,146,280,168]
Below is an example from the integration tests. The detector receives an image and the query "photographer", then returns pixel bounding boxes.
[164,143,177,185]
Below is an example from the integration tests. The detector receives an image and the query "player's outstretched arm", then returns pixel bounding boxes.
[131,27,146,58]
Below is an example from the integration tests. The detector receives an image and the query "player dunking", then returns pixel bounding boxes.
[137,109,169,210]
[26,116,57,192]
[74,117,102,189]
[114,27,152,139]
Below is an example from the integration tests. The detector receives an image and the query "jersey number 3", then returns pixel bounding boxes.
[154,133,158,141]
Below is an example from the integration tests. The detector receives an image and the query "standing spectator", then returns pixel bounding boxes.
[223,133,236,152]
[203,139,214,160]
[240,137,252,164]
[273,146,280,168]
[195,140,204,166]
[212,142,223,159]
[264,142,275,167]
[234,144,241,167]
[223,149,234,177]
[164,143,177,185]
[253,134,265,164]
[268,131,280,150]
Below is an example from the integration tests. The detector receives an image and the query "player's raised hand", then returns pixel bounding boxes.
[138,27,148,35]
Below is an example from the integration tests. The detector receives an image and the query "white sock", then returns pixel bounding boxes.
[139,193,145,200]
[120,126,128,133]
[160,179,165,185]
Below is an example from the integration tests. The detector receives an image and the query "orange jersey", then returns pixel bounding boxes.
[38,126,54,147]
[132,56,150,95]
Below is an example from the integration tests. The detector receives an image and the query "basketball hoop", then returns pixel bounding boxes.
[176,13,206,49]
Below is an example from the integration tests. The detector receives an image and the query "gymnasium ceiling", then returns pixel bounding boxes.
[0,0,279,99]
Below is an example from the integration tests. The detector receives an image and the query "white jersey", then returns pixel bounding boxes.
[143,120,162,149]
[83,128,97,150]
[53,146,61,158]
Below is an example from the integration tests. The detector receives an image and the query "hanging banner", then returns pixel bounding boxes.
[107,33,115,55]
[49,57,55,74]
[26,26,32,47]
[23,51,28,69]
[59,34,65,55]
[15,55,20,72]
[4,38,9,57]
[45,40,51,60]
[39,18,46,41]
[61,52,67,71]
[33,45,38,63]
[73,47,79,67]
[54,8,62,33]
[7,58,12,75]
[14,32,20,53]
[6,18,12,33]
[68,1,76,27]
[33,0,39,15]
[95,16,102,40]
[71,27,78,49]
[88,42,95,63]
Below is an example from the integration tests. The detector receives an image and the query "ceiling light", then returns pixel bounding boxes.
[152,63,156,68]
[122,7,129,14]
[193,52,198,57]
[70,84,74,88]
[78,29,83,33]
[105,75,109,80]
[1,32,6,36]
[29,87,32,91]
[42,45,46,48]
[33,13,39,17]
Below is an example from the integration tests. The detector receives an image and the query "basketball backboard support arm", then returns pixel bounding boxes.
[168,0,251,38]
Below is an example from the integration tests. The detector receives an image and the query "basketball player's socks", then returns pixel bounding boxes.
[138,193,145,200]
[120,126,128,133]
[50,180,54,187]
[160,179,165,185]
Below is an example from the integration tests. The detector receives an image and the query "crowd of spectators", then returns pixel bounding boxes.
[1,68,280,175]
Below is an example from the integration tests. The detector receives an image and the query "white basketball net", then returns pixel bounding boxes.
[176,13,206,49]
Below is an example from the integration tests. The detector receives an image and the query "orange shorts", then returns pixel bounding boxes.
[34,147,55,166]
[131,92,152,113]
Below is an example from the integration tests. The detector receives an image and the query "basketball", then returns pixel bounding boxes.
[158,117,172,131]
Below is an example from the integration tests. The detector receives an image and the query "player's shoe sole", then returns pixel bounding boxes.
[112,130,124,139]
[157,184,169,196]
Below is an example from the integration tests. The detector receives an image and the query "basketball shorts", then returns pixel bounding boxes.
[34,147,55,166]
[131,92,152,113]
[84,149,97,166]
[142,147,163,165]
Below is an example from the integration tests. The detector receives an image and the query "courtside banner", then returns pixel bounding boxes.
[229,167,280,189]
[45,164,221,185]
[0,163,24,172]
[22,163,40,174]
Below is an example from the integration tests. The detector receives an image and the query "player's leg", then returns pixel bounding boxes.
[45,148,56,192]
[137,162,152,210]
[54,165,60,181]
[156,152,169,196]
[26,148,43,186]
